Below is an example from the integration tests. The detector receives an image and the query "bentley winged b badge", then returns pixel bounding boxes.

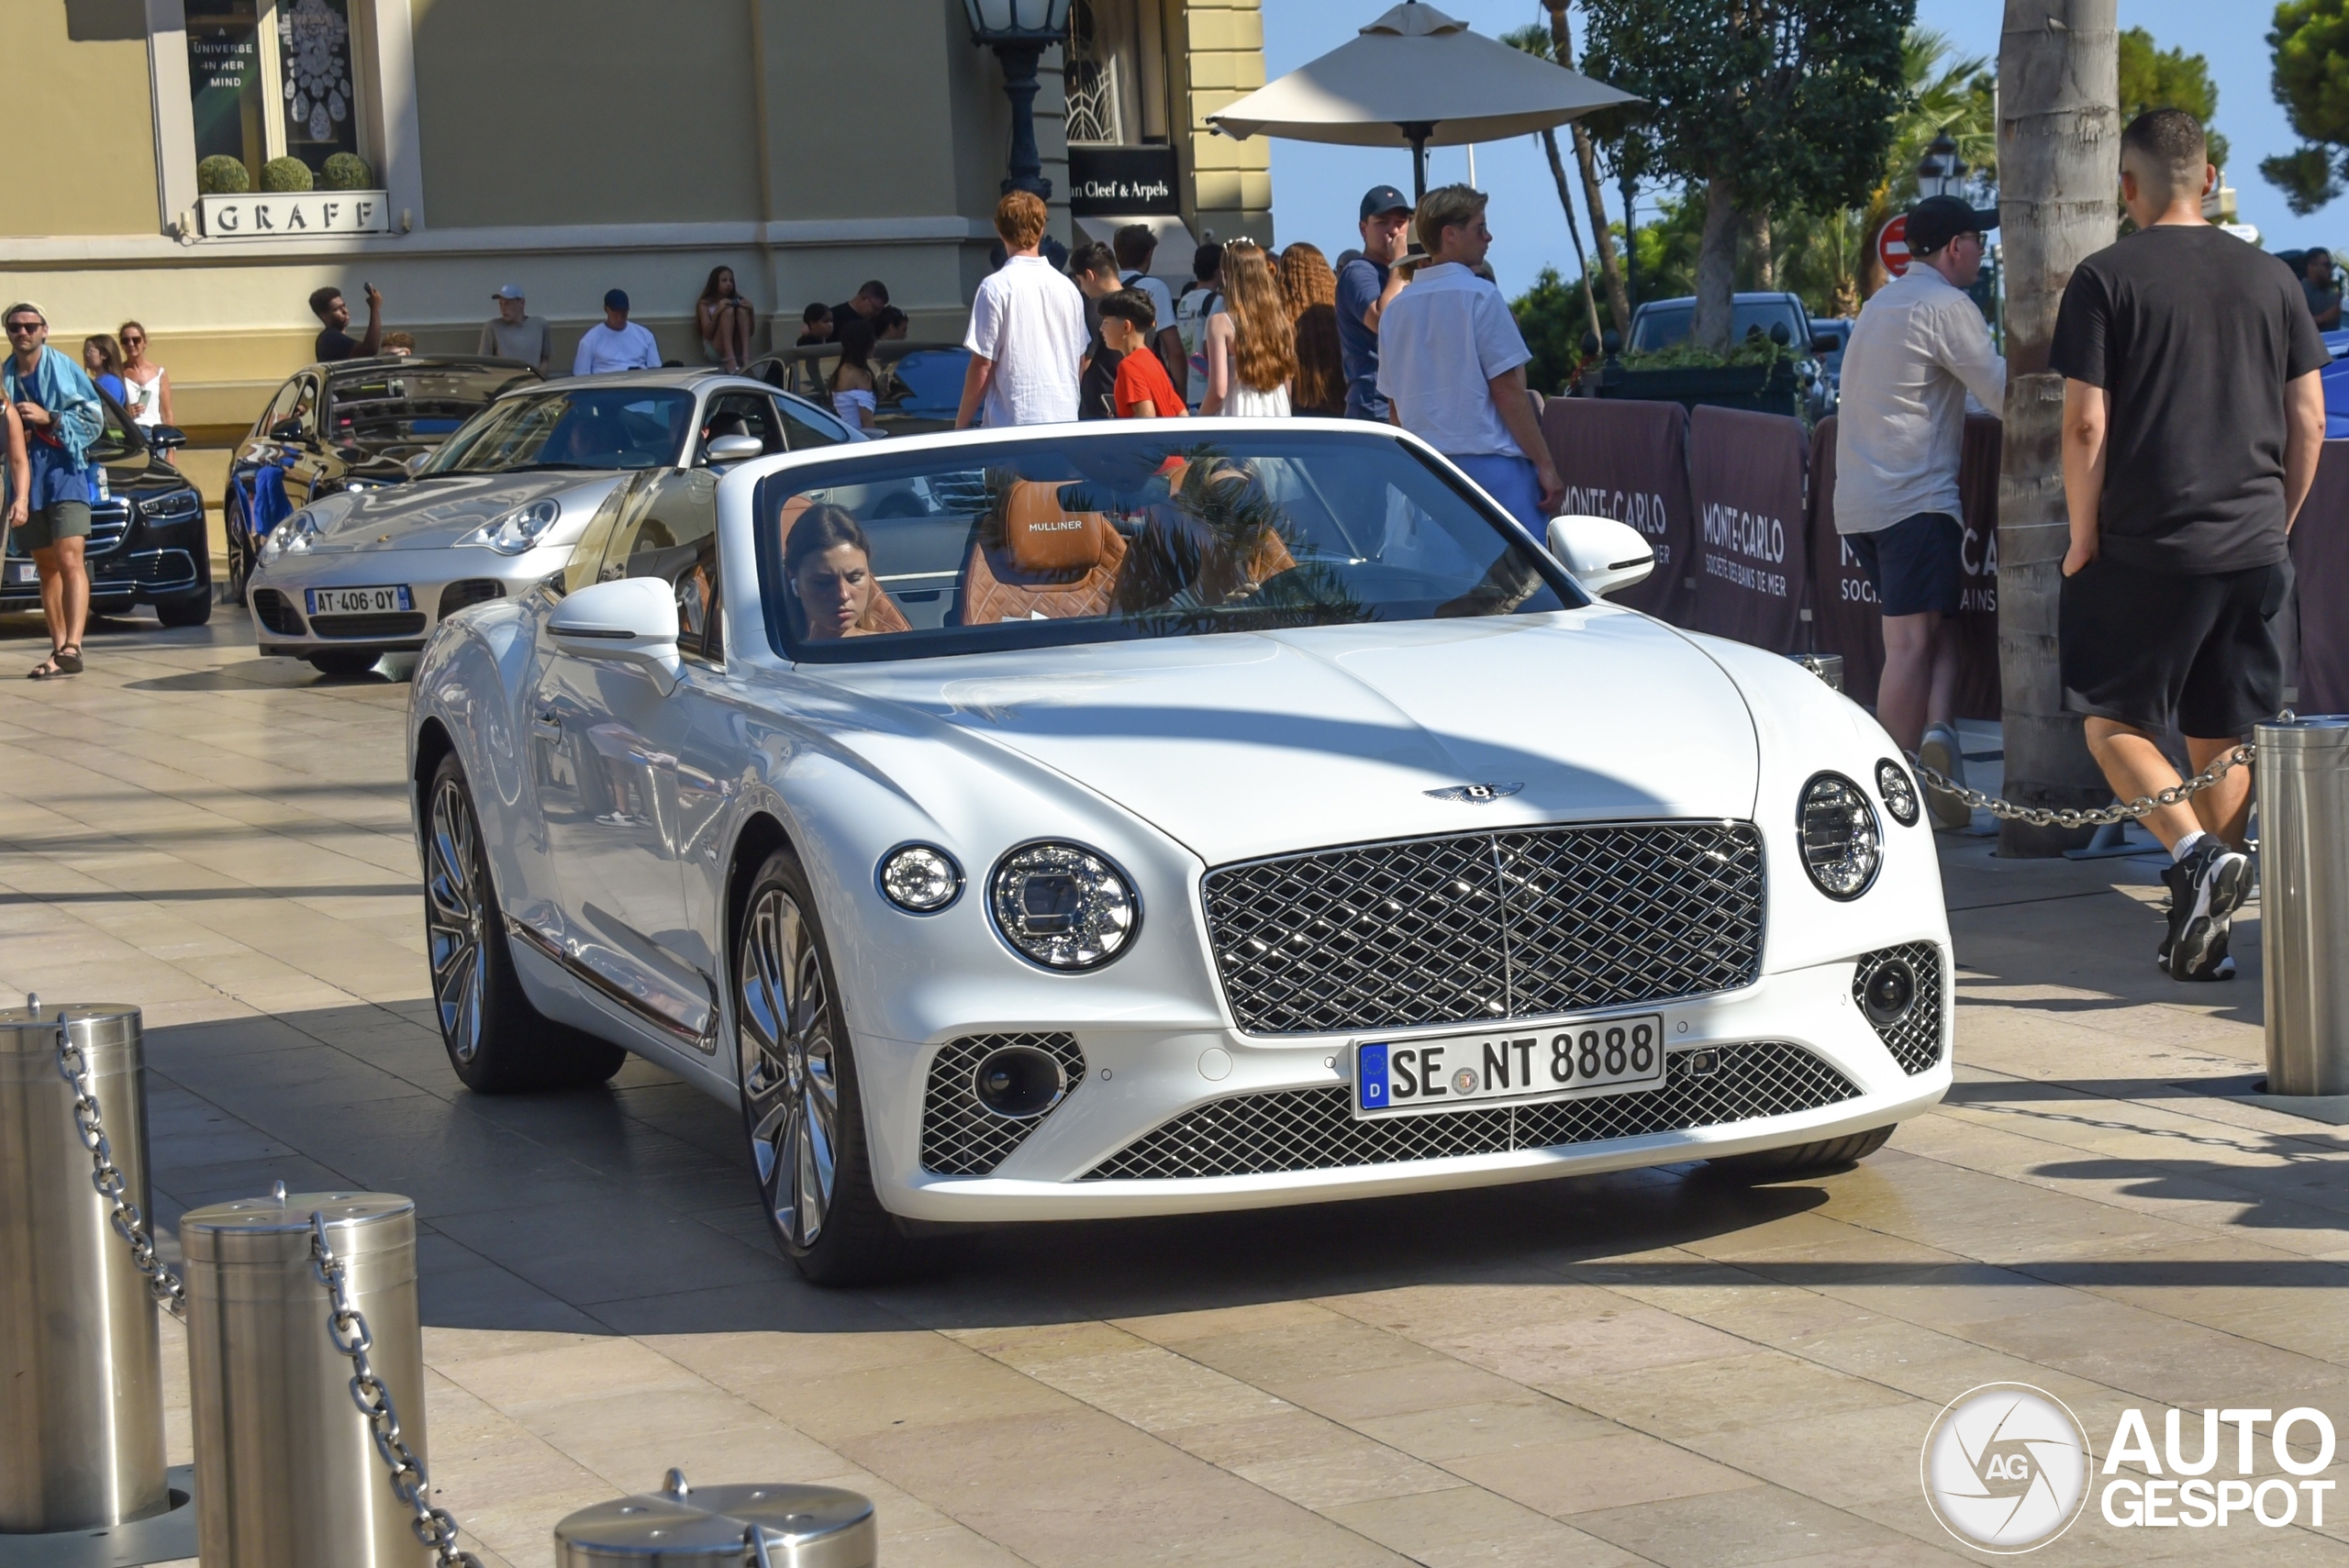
[1425,783,1524,804]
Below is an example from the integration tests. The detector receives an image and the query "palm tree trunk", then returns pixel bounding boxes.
[1544,1,1632,333]
[1695,174,1742,354]
[1541,128,1607,345]
[1747,206,1775,290]
[1996,0,2119,853]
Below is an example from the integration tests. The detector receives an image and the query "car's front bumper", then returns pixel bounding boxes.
[863,947,1952,1222]
[249,543,567,656]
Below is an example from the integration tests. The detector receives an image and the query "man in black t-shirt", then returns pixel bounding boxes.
[2049,109,2328,982]
[308,283,384,362]
[1066,242,1123,419]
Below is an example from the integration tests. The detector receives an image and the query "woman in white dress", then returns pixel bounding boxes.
[1200,240,1295,417]
[117,321,172,433]
[829,319,880,439]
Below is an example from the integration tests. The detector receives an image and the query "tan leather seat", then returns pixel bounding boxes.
[776,493,911,637]
[957,480,1129,623]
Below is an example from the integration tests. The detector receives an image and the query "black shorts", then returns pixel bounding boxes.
[1847,513,1961,617]
[2059,556,2288,739]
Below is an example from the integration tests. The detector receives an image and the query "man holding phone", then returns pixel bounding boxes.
[309,283,384,361]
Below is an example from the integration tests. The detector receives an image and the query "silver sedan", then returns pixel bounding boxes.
[247,370,856,675]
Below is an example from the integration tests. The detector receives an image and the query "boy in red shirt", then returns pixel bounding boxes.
[1103,291,1185,418]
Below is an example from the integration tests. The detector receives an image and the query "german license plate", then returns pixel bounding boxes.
[1354,1015,1664,1118]
[5,560,35,585]
[307,584,411,616]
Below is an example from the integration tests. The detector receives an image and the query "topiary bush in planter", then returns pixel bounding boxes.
[321,152,374,190]
[262,156,314,192]
[197,155,250,194]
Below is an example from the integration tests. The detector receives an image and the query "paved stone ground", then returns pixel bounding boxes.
[6,613,2346,1567]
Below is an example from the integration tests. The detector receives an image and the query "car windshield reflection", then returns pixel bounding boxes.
[756,431,1578,662]
[423,387,696,475]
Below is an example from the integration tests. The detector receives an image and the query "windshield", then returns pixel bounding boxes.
[757,431,1579,662]
[326,364,536,451]
[1629,299,1808,353]
[422,387,695,474]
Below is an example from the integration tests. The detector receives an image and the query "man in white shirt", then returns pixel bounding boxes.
[1375,185,1564,534]
[573,289,661,377]
[1834,195,2007,825]
[479,284,552,377]
[957,191,1088,428]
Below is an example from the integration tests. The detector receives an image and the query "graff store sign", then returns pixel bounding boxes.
[1068,147,1180,216]
[198,191,393,239]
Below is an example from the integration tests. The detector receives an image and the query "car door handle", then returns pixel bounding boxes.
[533,708,562,736]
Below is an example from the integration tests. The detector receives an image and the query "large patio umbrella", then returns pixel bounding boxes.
[1208,0,1641,203]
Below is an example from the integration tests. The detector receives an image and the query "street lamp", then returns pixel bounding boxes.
[963,0,1074,199]
[1917,129,1967,202]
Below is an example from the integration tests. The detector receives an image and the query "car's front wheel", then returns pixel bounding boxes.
[735,848,914,1285]
[155,589,212,628]
[424,752,627,1094]
[1706,1124,1895,1181]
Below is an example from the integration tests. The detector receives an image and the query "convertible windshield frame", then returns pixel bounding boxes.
[423,385,697,476]
[751,429,1584,665]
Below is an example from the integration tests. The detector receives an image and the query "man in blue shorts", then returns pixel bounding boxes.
[1834,195,2007,828]
[4,303,103,679]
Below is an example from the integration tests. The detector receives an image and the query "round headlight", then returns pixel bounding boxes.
[463,498,563,554]
[878,844,962,913]
[1798,773,1881,900]
[1875,757,1921,827]
[256,509,318,565]
[989,842,1137,970]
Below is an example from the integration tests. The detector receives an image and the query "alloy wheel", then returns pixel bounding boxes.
[739,886,841,1249]
[425,777,487,1063]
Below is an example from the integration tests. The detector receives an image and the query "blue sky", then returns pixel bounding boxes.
[1259,1,2329,298]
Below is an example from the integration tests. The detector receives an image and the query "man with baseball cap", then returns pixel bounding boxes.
[1336,184,1415,421]
[1834,192,2006,828]
[573,288,661,376]
[479,284,551,376]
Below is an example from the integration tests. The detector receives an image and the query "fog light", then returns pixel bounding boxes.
[971,1044,1067,1118]
[1862,957,1917,1027]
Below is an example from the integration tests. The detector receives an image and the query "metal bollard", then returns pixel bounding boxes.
[555,1469,875,1566]
[2258,715,2349,1095]
[182,1190,429,1566]
[0,1000,170,1534]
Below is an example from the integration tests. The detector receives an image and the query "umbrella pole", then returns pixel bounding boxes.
[1400,121,1433,205]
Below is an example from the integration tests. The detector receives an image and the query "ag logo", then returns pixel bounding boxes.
[1921,1383,2093,1552]
[1424,782,1523,804]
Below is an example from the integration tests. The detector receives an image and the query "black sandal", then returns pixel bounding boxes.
[53,645,82,674]
[28,652,61,680]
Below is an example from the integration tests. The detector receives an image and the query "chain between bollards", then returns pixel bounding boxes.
[310,1211,482,1568]
[52,1002,188,1322]
[1907,743,2255,831]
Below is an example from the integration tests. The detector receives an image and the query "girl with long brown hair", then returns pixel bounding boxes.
[1201,239,1296,417]
[1276,242,1345,417]
[696,265,758,374]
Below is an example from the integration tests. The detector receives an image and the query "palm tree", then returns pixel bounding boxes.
[1996,0,2119,852]
[1503,18,1630,336]
[1859,28,1999,297]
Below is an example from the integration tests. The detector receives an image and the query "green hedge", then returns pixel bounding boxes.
[197,155,250,194]
[321,152,374,190]
[261,156,314,193]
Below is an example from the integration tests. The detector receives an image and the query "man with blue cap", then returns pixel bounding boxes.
[573,289,661,375]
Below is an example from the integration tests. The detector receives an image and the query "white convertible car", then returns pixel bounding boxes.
[407,420,1951,1282]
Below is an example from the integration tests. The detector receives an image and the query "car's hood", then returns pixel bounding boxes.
[807,609,1760,866]
[299,471,624,551]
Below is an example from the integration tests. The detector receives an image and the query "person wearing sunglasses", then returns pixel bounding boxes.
[117,321,173,436]
[4,304,104,678]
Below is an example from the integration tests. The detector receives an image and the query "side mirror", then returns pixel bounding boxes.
[402,450,433,476]
[704,433,765,464]
[1547,515,1655,599]
[269,418,307,442]
[548,576,681,693]
[148,424,189,452]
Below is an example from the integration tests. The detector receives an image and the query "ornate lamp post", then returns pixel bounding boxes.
[963,0,1075,198]
[1916,129,1968,202]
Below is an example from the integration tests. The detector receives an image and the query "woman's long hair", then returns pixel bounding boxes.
[836,318,875,373]
[699,265,740,304]
[83,335,122,380]
[1278,243,1344,415]
[1220,240,1297,395]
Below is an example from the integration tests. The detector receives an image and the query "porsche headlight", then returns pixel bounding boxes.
[1798,773,1881,900]
[1875,757,1921,828]
[257,509,319,565]
[459,498,562,554]
[989,842,1137,970]
[878,845,963,913]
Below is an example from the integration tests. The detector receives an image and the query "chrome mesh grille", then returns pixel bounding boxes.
[920,1031,1086,1176]
[1855,942,1943,1075]
[1084,1040,1857,1181]
[1203,823,1765,1035]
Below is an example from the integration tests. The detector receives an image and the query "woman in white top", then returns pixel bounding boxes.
[829,319,880,439]
[1200,239,1294,417]
[117,320,172,433]
[696,266,757,374]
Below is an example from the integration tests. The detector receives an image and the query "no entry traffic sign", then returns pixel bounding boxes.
[1876,214,1910,279]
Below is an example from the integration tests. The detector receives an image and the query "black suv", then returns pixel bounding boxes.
[0,393,212,627]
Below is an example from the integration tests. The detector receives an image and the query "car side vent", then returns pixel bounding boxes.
[1854,942,1943,1075]
[250,588,305,636]
[439,579,504,618]
[919,1032,1086,1176]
